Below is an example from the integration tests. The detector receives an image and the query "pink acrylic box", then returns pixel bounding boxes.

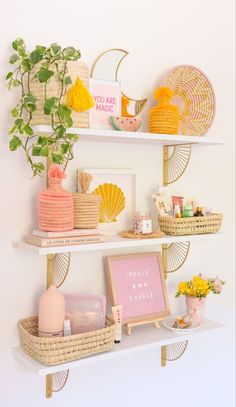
[65,294,106,334]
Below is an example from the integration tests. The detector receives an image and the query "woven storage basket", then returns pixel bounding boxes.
[73,193,101,229]
[149,87,179,135]
[158,214,223,236]
[19,316,115,366]
[149,106,179,134]
[30,61,89,128]
[39,176,74,232]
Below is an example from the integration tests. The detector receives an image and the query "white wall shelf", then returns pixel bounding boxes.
[13,232,224,255]
[13,124,226,399]
[32,125,226,146]
[13,319,224,376]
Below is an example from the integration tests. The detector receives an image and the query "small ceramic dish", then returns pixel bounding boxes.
[163,314,202,333]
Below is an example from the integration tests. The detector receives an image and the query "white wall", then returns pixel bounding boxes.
[0,1,235,406]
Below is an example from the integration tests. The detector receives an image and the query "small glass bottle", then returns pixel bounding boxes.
[174,204,182,218]
[63,319,72,336]
[194,207,204,217]
[182,205,194,218]
[133,212,152,234]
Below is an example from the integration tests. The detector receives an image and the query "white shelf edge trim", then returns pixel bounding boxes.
[13,319,224,376]
[13,232,225,255]
[32,125,226,146]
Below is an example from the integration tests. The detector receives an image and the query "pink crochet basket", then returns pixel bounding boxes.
[38,166,74,232]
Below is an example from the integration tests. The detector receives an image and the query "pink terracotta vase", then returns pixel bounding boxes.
[186,296,206,324]
[38,285,65,337]
[38,165,74,232]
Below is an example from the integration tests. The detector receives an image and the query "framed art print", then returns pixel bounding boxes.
[105,252,170,326]
[79,168,136,233]
[89,78,121,129]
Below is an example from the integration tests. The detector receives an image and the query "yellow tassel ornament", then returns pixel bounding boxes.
[66,77,95,112]
[149,86,179,135]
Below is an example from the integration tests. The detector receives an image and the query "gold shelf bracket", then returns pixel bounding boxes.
[161,341,188,367]
[46,370,69,399]
[162,242,190,277]
[163,144,192,185]
[46,252,71,289]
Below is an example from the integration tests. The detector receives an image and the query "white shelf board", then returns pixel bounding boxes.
[13,232,225,255]
[33,125,225,146]
[13,319,224,376]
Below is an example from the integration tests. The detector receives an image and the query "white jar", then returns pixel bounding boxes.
[133,212,152,234]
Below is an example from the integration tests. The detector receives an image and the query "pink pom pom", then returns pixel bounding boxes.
[48,165,66,180]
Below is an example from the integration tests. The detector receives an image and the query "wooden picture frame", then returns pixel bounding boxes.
[105,252,170,334]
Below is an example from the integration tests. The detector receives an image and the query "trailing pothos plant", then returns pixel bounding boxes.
[6,38,81,177]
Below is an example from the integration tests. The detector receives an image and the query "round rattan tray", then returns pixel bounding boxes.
[120,230,165,239]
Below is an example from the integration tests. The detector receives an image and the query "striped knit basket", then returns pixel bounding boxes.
[149,87,179,135]
[38,177,74,232]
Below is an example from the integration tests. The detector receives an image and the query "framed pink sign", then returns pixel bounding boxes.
[89,78,121,129]
[105,253,170,326]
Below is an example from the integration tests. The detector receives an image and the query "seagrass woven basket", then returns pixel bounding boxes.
[73,172,101,229]
[73,193,101,229]
[19,316,115,366]
[30,60,90,128]
[158,214,223,236]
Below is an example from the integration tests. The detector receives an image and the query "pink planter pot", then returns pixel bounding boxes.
[185,296,206,324]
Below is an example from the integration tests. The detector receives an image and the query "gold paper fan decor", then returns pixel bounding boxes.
[162,65,215,136]
[93,183,125,223]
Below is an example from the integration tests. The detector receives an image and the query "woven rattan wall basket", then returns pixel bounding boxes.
[30,61,89,128]
[158,214,223,236]
[19,316,115,366]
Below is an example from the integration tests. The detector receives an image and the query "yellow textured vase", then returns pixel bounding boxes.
[149,87,179,134]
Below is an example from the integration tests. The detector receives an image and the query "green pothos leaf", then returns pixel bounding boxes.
[9,136,22,151]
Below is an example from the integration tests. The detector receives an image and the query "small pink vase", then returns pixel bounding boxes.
[185,296,206,324]
[38,173,74,232]
[38,285,65,337]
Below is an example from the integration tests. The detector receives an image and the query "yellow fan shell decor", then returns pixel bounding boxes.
[93,183,126,223]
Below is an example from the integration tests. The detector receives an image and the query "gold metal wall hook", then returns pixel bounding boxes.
[163,144,192,185]
[162,242,190,275]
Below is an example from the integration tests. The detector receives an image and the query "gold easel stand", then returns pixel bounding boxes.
[125,318,164,336]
